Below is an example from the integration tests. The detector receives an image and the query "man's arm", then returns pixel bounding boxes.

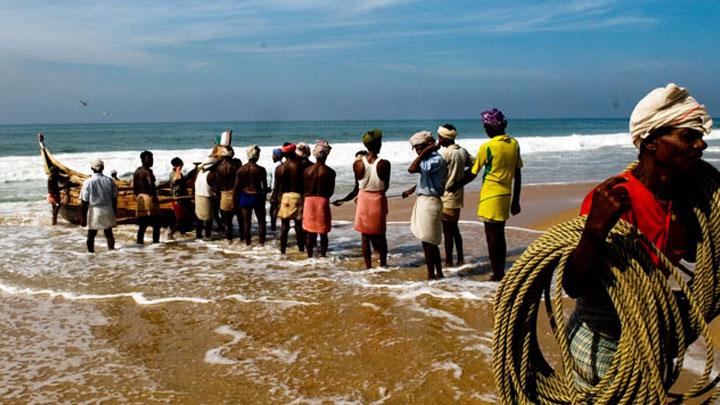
[511,168,522,216]
[407,144,439,174]
[81,201,89,227]
[401,185,417,198]
[563,176,630,298]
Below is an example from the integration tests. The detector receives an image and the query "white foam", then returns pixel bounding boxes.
[0,283,212,305]
[204,325,247,365]
[431,360,463,380]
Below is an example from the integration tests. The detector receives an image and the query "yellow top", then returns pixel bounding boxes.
[471,134,523,221]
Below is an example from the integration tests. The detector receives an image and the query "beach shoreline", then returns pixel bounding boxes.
[331,181,596,232]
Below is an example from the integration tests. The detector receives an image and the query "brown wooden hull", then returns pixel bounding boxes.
[40,139,179,226]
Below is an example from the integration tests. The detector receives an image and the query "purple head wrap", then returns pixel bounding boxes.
[481,108,506,128]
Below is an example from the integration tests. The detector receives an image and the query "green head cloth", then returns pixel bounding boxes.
[362,129,383,146]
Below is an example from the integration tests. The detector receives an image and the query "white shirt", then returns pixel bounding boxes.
[80,172,118,207]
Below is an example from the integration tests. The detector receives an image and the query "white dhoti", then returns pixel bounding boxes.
[88,205,116,230]
[195,195,215,221]
[410,195,443,245]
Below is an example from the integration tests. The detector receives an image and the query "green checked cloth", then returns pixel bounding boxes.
[567,298,620,388]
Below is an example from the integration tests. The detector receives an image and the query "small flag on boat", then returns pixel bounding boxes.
[216,129,232,146]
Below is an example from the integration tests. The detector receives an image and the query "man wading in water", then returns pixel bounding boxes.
[134,150,161,244]
[302,140,335,258]
[235,145,269,245]
[275,143,306,254]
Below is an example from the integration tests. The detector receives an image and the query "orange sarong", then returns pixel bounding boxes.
[302,196,331,234]
[354,190,388,235]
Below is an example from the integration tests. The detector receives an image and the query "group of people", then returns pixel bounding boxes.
[59,109,525,280]
[55,83,720,392]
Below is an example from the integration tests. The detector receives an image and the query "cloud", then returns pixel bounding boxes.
[0,0,657,68]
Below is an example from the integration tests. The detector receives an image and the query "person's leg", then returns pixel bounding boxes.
[280,219,290,254]
[269,201,277,232]
[319,233,328,257]
[236,210,244,241]
[242,208,253,245]
[361,234,372,269]
[305,232,316,258]
[422,242,436,280]
[151,218,160,243]
[294,218,304,252]
[136,218,147,244]
[256,204,266,245]
[87,229,97,253]
[442,219,454,266]
[195,219,203,239]
[432,244,444,278]
[377,234,388,267]
[204,220,213,239]
[484,221,507,281]
[221,210,233,240]
[51,203,60,225]
[104,228,115,250]
[453,222,464,265]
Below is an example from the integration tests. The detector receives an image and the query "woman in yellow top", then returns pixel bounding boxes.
[450,108,522,280]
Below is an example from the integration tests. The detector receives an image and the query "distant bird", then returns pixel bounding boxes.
[79,100,89,106]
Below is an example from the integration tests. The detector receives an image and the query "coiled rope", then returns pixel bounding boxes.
[493,161,720,404]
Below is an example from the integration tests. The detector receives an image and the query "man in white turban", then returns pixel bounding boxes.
[562,84,711,387]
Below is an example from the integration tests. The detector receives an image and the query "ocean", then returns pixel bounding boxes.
[1,119,718,402]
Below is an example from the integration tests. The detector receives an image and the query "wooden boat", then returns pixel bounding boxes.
[39,134,179,226]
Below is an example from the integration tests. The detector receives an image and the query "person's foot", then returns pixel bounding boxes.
[167,230,175,240]
[436,272,445,279]
[445,260,453,267]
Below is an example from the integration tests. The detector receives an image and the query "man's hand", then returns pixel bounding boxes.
[585,176,630,238]
[332,200,344,206]
[511,201,521,216]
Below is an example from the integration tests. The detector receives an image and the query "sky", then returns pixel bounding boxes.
[0,0,718,124]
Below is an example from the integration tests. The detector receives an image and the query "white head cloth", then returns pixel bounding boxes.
[437,126,457,140]
[246,144,260,160]
[409,131,434,146]
[296,142,311,158]
[630,83,713,148]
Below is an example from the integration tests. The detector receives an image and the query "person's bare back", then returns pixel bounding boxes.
[236,162,268,194]
[304,163,335,198]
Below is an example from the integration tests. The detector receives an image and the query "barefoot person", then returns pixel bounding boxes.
[354,129,391,268]
[269,147,284,232]
[47,166,69,225]
[194,157,218,240]
[275,143,306,254]
[563,83,712,387]
[303,140,336,258]
[168,157,196,240]
[214,146,239,241]
[235,145,269,245]
[133,150,161,244]
[466,109,522,281]
[404,131,447,280]
[437,124,474,266]
[80,159,117,253]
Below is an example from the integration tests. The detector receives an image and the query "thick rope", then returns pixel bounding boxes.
[493,160,720,404]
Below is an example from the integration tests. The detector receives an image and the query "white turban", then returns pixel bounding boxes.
[630,83,713,148]
[437,125,457,140]
[296,142,311,158]
[409,131,434,147]
[312,140,332,159]
[246,144,260,161]
[91,159,104,170]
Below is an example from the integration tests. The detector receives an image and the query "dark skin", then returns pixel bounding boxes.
[404,140,444,280]
[234,159,269,245]
[353,141,391,269]
[47,169,69,225]
[215,156,238,240]
[333,152,368,206]
[447,124,522,280]
[304,156,336,258]
[81,168,117,253]
[133,153,160,244]
[564,127,705,298]
[438,135,466,266]
[275,153,306,254]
